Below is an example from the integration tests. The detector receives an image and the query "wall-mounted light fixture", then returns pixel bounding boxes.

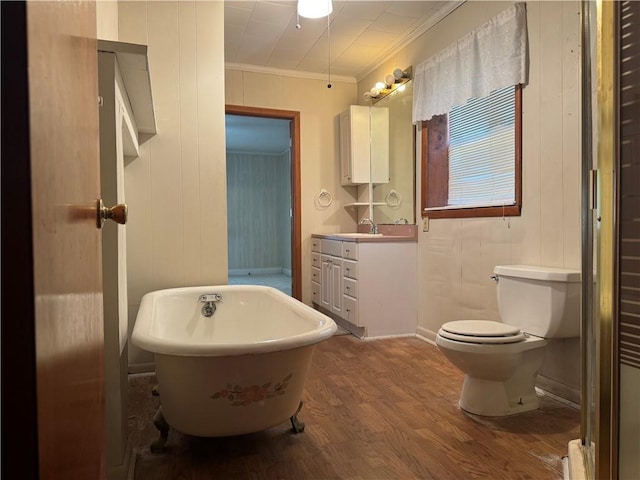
[363,66,412,103]
[298,0,332,19]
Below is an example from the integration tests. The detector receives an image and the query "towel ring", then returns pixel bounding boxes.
[385,189,401,207]
[316,189,333,208]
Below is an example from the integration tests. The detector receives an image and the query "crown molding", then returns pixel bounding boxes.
[225,62,357,84]
[355,0,466,83]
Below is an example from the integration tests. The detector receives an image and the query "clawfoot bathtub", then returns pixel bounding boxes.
[131,285,336,450]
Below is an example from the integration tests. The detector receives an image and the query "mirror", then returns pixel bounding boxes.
[371,80,415,224]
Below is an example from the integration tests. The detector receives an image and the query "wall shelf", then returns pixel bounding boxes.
[98,40,157,142]
[344,202,386,208]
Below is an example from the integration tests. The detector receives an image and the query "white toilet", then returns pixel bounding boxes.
[435,265,581,417]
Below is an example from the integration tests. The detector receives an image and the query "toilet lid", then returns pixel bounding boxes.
[439,320,525,344]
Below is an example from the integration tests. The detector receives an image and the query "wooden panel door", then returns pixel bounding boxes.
[1,1,105,478]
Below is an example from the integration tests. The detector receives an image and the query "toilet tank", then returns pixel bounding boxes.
[494,265,581,338]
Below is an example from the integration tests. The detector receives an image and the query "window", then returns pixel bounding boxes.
[421,85,522,219]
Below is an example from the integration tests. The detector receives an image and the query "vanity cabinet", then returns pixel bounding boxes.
[339,105,389,186]
[311,235,417,337]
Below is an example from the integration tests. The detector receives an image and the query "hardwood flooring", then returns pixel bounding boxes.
[128,335,579,479]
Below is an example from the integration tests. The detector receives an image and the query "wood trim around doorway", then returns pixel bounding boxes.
[225,105,302,300]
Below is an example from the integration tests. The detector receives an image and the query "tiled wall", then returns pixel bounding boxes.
[119,1,227,369]
[359,1,582,396]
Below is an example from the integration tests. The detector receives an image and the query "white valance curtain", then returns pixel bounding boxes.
[412,2,528,123]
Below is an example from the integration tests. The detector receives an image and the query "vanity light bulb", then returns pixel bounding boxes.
[393,68,405,80]
[370,87,381,96]
[385,74,395,86]
[375,81,386,90]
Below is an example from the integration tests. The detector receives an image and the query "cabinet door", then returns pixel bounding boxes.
[329,258,343,317]
[320,254,332,310]
[339,109,353,185]
[340,105,370,185]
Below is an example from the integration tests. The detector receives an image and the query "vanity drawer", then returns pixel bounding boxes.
[343,259,358,280]
[311,237,321,253]
[343,277,358,299]
[311,266,321,284]
[311,280,320,305]
[321,239,342,257]
[342,242,358,260]
[342,295,359,325]
[311,252,320,269]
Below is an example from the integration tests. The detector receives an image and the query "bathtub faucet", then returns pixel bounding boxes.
[199,293,222,317]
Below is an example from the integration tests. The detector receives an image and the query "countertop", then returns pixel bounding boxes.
[312,224,417,243]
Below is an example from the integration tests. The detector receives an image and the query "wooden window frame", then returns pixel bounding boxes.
[420,85,523,219]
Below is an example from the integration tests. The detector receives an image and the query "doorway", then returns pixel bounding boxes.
[225,105,301,300]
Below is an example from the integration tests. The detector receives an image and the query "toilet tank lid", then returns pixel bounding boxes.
[494,265,581,282]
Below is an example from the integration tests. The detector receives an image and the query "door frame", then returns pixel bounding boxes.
[225,105,301,300]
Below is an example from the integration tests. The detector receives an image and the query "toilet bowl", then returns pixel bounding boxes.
[436,265,581,417]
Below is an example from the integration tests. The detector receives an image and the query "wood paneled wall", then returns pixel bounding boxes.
[359,1,582,400]
[119,1,227,370]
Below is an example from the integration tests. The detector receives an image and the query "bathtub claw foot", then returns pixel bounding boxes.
[290,401,305,433]
[151,384,160,396]
[150,407,169,454]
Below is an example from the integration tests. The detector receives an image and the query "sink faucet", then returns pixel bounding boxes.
[359,218,378,234]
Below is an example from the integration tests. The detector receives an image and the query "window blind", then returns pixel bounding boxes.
[447,86,516,207]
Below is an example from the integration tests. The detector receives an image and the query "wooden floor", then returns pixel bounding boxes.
[128,335,579,480]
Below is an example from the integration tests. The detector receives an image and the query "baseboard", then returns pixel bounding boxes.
[363,333,416,341]
[416,326,438,346]
[536,375,581,406]
[228,267,284,276]
[282,268,292,276]
[106,438,136,480]
[128,362,155,375]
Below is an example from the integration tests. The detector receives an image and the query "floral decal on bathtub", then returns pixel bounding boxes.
[210,373,293,406]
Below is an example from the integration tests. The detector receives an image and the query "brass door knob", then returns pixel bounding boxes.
[97,199,128,229]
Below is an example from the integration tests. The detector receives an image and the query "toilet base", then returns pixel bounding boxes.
[458,375,540,417]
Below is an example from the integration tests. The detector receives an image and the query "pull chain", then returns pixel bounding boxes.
[327,13,332,88]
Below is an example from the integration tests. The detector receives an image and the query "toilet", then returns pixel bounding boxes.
[435,265,581,417]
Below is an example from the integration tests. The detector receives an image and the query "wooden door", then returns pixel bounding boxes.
[1,1,105,478]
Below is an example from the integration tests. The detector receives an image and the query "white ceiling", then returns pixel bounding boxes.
[225,0,461,81]
[224,1,461,153]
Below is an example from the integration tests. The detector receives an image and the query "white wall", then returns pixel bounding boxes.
[359,1,582,397]
[225,70,358,304]
[96,1,118,41]
[119,1,227,369]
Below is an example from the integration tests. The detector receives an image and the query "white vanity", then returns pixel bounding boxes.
[311,227,417,338]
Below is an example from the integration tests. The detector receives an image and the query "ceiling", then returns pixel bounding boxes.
[225,0,461,81]
[224,1,461,154]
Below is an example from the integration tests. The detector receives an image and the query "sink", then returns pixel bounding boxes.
[333,233,383,237]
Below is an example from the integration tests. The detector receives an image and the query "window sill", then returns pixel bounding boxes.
[421,204,521,219]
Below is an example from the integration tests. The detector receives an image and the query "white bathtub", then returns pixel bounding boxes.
[131,285,336,438]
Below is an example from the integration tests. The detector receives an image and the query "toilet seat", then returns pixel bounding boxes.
[438,320,525,344]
